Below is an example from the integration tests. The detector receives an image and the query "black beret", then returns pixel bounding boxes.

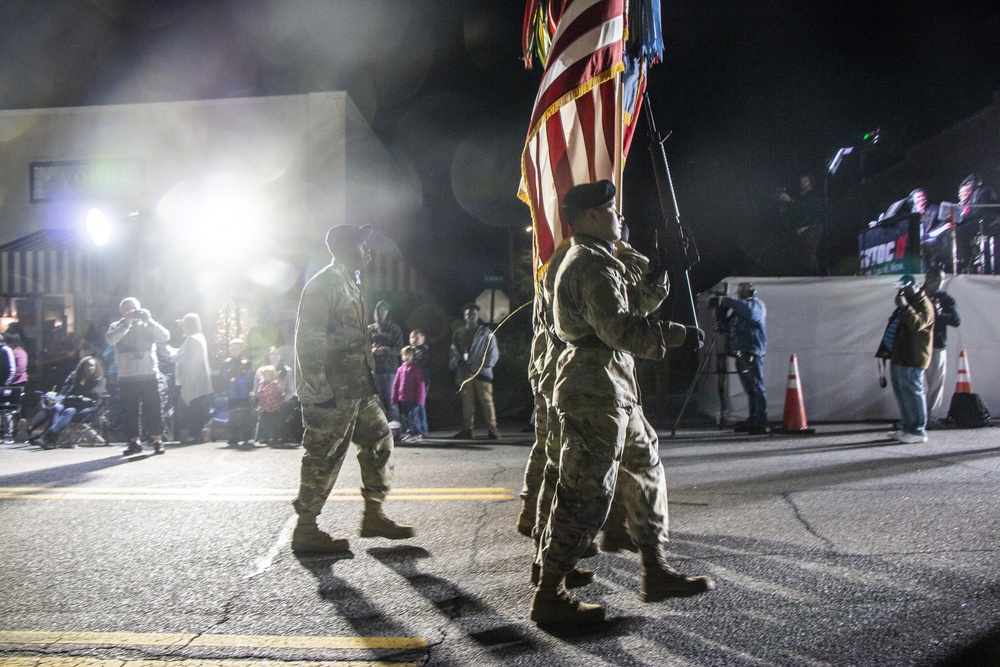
[961,173,981,189]
[562,179,616,212]
[326,224,372,248]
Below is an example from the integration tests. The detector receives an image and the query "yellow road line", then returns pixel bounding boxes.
[0,487,510,494]
[1,659,415,667]
[0,488,513,502]
[0,631,427,650]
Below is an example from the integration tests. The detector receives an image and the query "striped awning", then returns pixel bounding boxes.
[0,229,96,296]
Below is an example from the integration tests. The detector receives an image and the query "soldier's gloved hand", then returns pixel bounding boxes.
[614,242,650,279]
[647,262,670,289]
[682,325,705,351]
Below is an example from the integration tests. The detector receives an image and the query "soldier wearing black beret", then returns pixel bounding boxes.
[530,180,714,626]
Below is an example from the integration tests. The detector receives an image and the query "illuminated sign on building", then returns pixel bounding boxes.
[30,157,145,202]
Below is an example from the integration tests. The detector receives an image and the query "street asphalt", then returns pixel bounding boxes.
[0,422,998,666]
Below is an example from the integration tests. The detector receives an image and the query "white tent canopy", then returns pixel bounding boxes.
[695,275,1000,422]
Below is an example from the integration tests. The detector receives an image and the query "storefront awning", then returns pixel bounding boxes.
[0,229,95,296]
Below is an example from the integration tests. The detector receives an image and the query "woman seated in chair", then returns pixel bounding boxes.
[28,356,106,448]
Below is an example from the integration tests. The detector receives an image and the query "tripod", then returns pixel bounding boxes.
[669,323,735,437]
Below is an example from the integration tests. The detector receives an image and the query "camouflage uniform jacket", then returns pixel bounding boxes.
[552,235,686,410]
[527,299,546,396]
[536,243,570,398]
[294,260,378,406]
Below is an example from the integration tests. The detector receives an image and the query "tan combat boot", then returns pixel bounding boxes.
[359,500,415,539]
[530,583,604,626]
[640,545,715,602]
[291,522,351,554]
[516,501,535,537]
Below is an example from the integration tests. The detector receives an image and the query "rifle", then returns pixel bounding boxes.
[644,99,699,327]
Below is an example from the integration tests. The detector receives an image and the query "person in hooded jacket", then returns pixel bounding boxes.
[369,300,404,422]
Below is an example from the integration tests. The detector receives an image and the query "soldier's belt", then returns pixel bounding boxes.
[568,335,612,350]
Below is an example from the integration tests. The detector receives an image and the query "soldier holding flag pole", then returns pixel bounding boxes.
[518,0,716,626]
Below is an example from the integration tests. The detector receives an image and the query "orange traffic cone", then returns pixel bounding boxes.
[955,349,973,394]
[779,354,815,434]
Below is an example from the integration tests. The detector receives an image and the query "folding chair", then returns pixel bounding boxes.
[62,394,110,447]
[0,386,24,443]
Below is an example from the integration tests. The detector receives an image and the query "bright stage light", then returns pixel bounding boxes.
[157,173,268,268]
[86,208,111,246]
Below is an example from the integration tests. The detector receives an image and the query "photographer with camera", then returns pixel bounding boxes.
[711,282,768,435]
[876,275,934,443]
[105,297,170,456]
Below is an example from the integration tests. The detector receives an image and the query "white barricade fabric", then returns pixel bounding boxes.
[696,275,1000,421]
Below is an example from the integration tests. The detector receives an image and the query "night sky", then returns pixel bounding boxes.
[2,0,999,300]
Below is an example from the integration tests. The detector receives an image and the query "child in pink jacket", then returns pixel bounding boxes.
[391,346,427,441]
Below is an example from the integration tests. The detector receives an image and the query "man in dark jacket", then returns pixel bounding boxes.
[449,304,500,440]
[922,269,960,427]
[369,301,404,422]
[885,275,935,443]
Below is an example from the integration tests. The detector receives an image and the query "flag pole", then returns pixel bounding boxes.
[615,72,625,210]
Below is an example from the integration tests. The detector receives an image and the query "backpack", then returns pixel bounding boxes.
[948,393,991,429]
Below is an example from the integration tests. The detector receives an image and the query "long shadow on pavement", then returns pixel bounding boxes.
[294,551,427,664]
[0,451,141,488]
[368,545,561,663]
[368,545,659,664]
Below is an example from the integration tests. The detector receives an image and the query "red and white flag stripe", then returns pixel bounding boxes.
[519,0,625,276]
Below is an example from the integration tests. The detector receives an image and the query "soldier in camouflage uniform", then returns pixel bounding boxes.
[291,224,415,554]
[521,239,651,549]
[530,180,715,626]
[516,298,550,534]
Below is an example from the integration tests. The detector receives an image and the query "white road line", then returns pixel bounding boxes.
[247,514,299,579]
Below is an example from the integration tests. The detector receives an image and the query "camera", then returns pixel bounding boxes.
[706,281,729,309]
[706,282,732,335]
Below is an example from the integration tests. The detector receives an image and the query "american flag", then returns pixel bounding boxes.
[519,0,627,275]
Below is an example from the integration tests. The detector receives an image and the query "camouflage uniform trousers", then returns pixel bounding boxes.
[518,388,550,512]
[293,393,395,519]
[460,378,497,432]
[534,399,629,543]
[533,399,562,538]
[538,403,669,578]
